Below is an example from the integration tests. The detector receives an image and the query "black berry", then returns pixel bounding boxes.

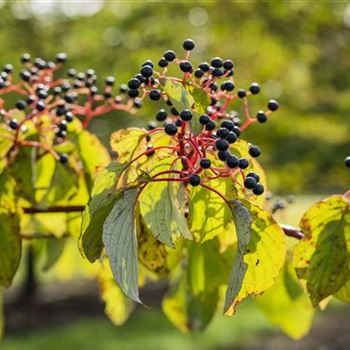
[199,114,210,125]
[216,128,230,139]
[9,119,18,130]
[249,146,261,158]
[142,60,154,68]
[200,158,211,169]
[189,174,201,186]
[15,100,27,110]
[223,59,234,70]
[164,123,178,136]
[268,99,279,111]
[180,60,192,73]
[65,112,74,122]
[194,69,204,78]
[249,82,260,95]
[218,150,230,161]
[216,139,229,151]
[199,62,210,72]
[149,89,161,101]
[205,120,216,131]
[244,177,257,189]
[221,120,234,131]
[212,68,224,77]
[180,109,192,121]
[239,158,249,169]
[253,184,265,195]
[140,65,153,78]
[247,172,260,182]
[128,78,140,89]
[175,119,183,127]
[183,39,195,51]
[128,89,139,98]
[226,155,239,168]
[257,111,268,123]
[158,58,168,68]
[59,153,68,164]
[221,81,235,91]
[36,100,46,111]
[211,57,223,68]
[156,109,167,122]
[148,121,157,130]
[237,89,246,98]
[345,156,350,168]
[164,50,176,62]
[226,132,237,144]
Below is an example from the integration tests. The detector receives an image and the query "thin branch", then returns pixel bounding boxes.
[23,206,85,214]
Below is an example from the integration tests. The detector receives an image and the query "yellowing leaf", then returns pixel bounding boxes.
[255,258,314,339]
[139,159,191,246]
[0,172,21,287]
[0,125,12,174]
[103,187,141,303]
[110,128,146,163]
[294,195,350,306]
[98,259,134,326]
[224,200,285,315]
[188,177,234,243]
[230,139,267,207]
[76,129,110,188]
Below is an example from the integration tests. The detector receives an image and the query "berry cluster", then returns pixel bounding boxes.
[0,53,137,164]
[125,39,279,197]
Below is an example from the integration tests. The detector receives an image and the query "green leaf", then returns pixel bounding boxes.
[162,79,194,111]
[186,85,211,135]
[255,258,314,339]
[162,270,218,333]
[98,259,134,326]
[80,162,126,262]
[224,200,285,315]
[76,129,110,188]
[335,278,350,303]
[41,237,66,271]
[39,162,79,207]
[294,195,350,306]
[33,152,55,203]
[140,174,191,247]
[9,147,36,202]
[110,128,146,163]
[0,172,21,287]
[102,187,141,303]
[188,177,234,243]
[162,80,204,135]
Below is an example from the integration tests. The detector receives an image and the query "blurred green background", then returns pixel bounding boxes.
[0,0,349,194]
